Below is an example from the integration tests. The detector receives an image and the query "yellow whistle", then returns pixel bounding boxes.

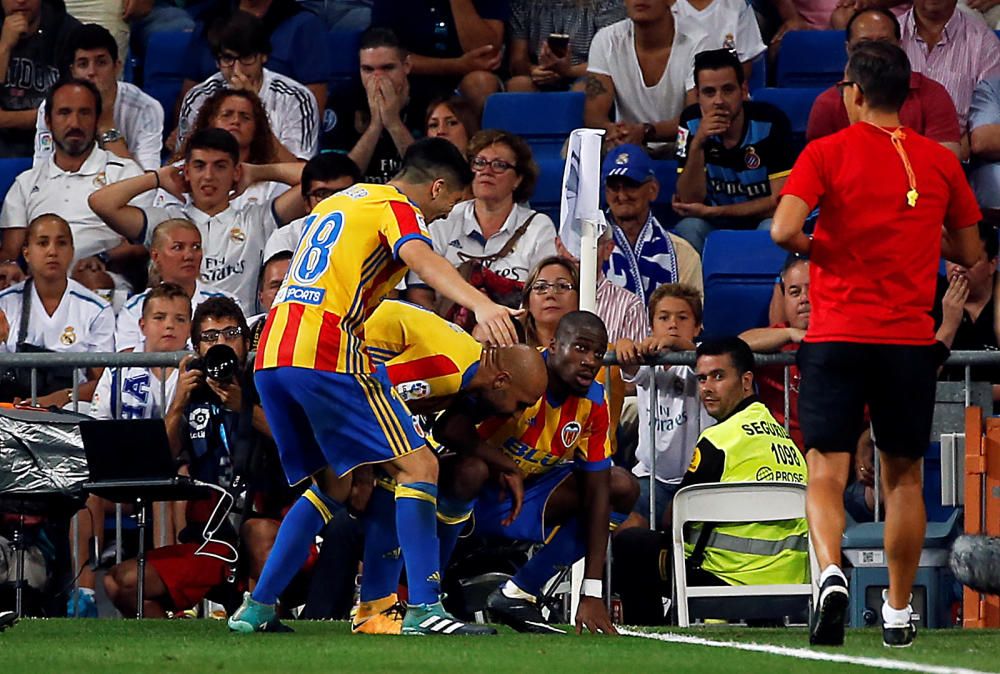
[906,189,919,207]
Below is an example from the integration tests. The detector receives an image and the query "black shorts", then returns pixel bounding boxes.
[796,341,937,459]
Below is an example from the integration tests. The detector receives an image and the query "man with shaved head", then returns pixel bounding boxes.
[433,311,639,636]
[231,300,546,634]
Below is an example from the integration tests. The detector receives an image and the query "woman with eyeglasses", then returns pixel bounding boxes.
[406,129,558,315]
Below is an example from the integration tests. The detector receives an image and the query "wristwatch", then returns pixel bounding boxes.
[99,128,123,145]
[642,123,656,143]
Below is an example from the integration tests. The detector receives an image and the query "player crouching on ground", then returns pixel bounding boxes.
[104,298,299,617]
[434,311,640,635]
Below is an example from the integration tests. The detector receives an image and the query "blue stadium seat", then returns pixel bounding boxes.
[0,157,31,202]
[328,30,362,96]
[530,156,565,226]
[701,230,787,340]
[775,30,847,88]
[142,31,193,129]
[482,92,584,159]
[651,159,679,226]
[747,56,766,92]
[752,86,826,152]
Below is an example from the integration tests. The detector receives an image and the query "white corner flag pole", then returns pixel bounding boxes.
[558,128,606,623]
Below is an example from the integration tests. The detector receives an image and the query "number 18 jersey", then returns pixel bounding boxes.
[255,184,431,374]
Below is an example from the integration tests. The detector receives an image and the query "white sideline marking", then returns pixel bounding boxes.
[619,628,992,674]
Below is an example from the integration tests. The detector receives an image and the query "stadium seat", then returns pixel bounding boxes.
[0,157,31,202]
[530,156,565,226]
[747,56,766,92]
[482,92,584,159]
[328,29,363,96]
[671,482,818,626]
[651,159,679,226]
[142,31,194,129]
[701,230,787,340]
[752,86,826,152]
[775,30,847,88]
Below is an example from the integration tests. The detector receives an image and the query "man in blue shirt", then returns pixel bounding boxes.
[673,48,793,254]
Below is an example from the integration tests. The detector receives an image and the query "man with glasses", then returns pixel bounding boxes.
[105,297,281,619]
[772,41,984,648]
[673,48,794,255]
[806,9,960,157]
[175,12,319,160]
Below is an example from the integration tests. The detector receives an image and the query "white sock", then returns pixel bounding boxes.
[882,600,912,626]
[819,564,846,585]
[501,580,537,602]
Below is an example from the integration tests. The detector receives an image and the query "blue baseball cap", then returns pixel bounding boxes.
[602,144,655,184]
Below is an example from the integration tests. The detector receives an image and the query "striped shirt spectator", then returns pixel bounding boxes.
[596,276,648,343]
[509,0,625,67]
[900,2,1000,128]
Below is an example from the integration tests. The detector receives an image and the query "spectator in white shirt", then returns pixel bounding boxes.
[35,23,163,171]
[174,12,318,161]
[585,0,709,153]
[0,78,153,264]
[76,282,190,616]
[115,218,241,351]
[175,88,295,212]
[0,213,115,408]
[672,0,766,81]
[89,128,308,310]
[407,129,558,312]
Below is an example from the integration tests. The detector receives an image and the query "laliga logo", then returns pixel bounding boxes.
[396,380,431,402]
[560,421,582,448]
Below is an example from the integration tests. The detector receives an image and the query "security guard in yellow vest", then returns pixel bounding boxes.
[680,336,809,586]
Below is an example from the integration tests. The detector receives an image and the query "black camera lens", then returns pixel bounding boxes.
[203,344,239,383]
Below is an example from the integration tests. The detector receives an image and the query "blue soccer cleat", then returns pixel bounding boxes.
[402,601,497,636]
[227,592,293,633]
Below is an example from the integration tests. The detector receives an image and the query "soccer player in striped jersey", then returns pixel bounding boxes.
[231,299,544,634]
[435,312,639,635]
[231,138,521,636]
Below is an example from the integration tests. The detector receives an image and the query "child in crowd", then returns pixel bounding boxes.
[615,283,713,530]
[68,284,191,617]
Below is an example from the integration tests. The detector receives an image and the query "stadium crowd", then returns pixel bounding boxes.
[0,0,996,638]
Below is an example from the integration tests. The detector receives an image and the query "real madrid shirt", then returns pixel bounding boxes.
[114,280,242,352]
[672,0,765,65]
[0,145,152,260]
[34,82,164,170]
[177,69,320,159]
[139,201,281,312]
[90,349,179,419]
[0,279,115,375]
[677,100,793,213]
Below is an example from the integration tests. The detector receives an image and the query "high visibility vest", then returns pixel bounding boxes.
[684,401,809,586]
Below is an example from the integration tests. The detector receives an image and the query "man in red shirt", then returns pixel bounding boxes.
[806,8,961,158]
[739,254,809,450]
[772,41,983,649]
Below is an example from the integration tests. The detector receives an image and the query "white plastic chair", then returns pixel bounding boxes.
[671,482,819,627]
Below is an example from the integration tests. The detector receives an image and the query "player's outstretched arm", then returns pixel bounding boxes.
[576,467,616,636]
[399,239,519,345]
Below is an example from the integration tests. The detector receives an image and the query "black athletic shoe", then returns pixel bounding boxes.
[0,610,17,633]
[486,588,565,634]
[809,573,849,646]
[883,619,916,648]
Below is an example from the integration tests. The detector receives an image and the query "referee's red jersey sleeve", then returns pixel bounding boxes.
[944,154,983,230]
[780,141,826,210]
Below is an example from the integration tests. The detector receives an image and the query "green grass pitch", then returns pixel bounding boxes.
[3,620,1000,673]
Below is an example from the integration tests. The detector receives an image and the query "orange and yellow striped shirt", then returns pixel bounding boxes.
[366,299,483,403]
[477,355,612,477]
[255,184,431,373]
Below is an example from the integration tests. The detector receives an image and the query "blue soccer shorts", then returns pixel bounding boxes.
[255,366,427,485]
[473,463,574,544]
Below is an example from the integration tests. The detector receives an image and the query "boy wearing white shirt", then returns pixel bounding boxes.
[88,128,308,311]
[34,24,163,171]
[614,283,713,530]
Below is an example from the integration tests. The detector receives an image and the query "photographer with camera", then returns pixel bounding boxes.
[104,297,291,617]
